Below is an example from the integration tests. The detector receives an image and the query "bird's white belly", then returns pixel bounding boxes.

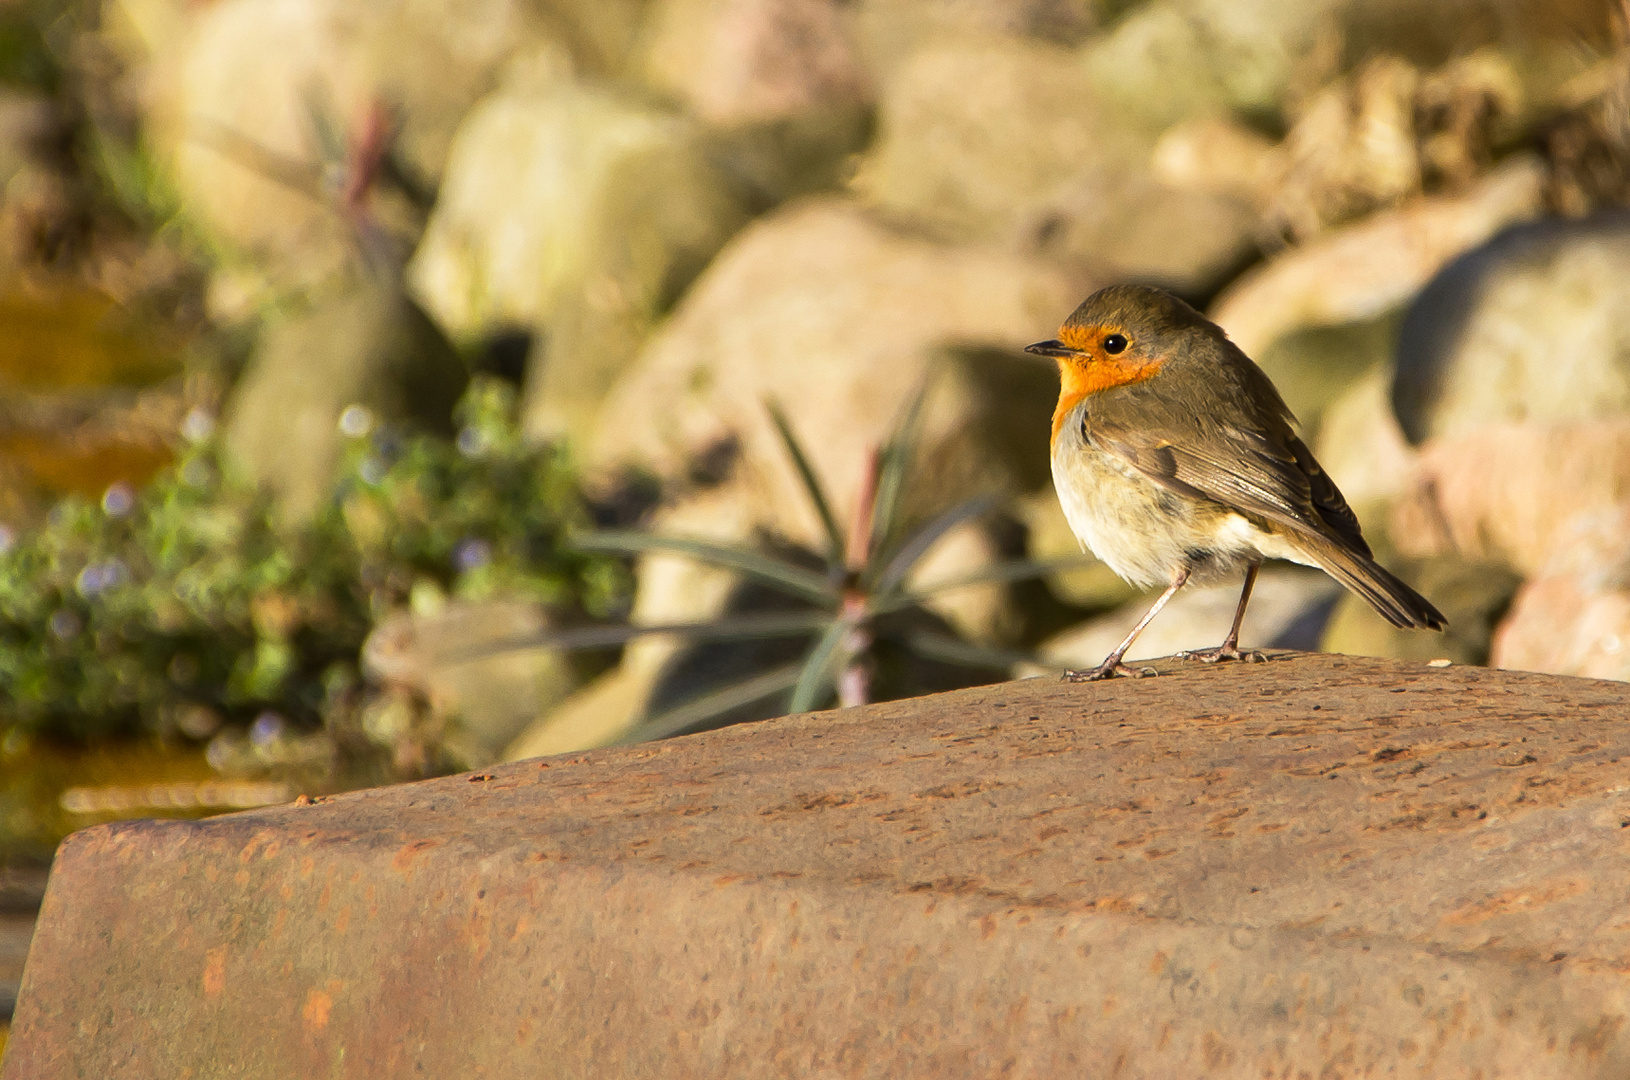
[1050,420,1311,588]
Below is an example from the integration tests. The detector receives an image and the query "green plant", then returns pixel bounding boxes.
[567,391,1088,743]
[0,376,623,758]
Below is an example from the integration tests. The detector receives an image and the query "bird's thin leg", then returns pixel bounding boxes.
[1064,567,1190,681]
[1182,561,1267,664]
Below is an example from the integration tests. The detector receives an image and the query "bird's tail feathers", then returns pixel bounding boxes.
[1302,540,1446,631]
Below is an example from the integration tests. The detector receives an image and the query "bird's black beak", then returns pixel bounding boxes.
[1024,339,1076,358]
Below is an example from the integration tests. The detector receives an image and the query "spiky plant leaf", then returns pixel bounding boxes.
[871,493,1000,596]
[866,384,928,565]
[766,400,846,569]
[573,531,836,605]
[896,630,1046,672]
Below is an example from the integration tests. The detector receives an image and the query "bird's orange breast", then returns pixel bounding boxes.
[1050,356,1164,442]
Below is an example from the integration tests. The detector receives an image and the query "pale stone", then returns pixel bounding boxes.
[406,81,749,446]
[221,276,465,523]
[637,0,870,126]
[363,599,578,760]
[587,199,1085,555]
[1389,420,1630,576]
[1209,155,1544,356]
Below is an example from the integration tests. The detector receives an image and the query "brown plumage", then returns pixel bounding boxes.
[1028,284,1444,680]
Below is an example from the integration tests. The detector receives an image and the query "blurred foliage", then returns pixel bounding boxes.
[0,1,60,93]
[0,376,625,754]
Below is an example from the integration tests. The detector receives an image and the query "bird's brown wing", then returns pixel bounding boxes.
[1083,385,1370,557]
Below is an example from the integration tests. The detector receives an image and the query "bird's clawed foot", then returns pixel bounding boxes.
[1062,661,1157,682]
[1179,644,1266,664]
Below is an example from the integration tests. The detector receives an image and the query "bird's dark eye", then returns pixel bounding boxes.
[1102,333,1128,355]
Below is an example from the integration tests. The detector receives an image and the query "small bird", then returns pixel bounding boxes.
[1026,284,1444,680]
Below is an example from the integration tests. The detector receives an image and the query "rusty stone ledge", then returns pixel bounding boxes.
[8,652,1630,1079]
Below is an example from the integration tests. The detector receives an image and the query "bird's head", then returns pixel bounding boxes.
[1026,284,1212,441]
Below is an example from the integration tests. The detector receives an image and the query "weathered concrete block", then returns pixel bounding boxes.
[9,653,1630,1078]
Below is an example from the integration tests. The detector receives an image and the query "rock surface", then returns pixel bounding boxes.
[856,35,1260,294]
[1388,420,1630,576]
[12,654,1630,1078]
[406,78,750,444]
[1392,211,1630,445]
[143,0,576,292]
[222,276,467,522]
[1209,154,1543,357]
[637,0,870,125]
[586,199,1083,549]
[361,599,579,761]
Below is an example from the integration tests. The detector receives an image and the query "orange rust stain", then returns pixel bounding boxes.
[261,841,282,861]
[201,946,228,996]
[1444,879,1588,925]
[510,913,533,941]
[1148,950,1169,975]
[302,989,333,1032]
[232,869,250,886]
[299,856,315,878]
[317,880,332,913]
[391,839,441,875]
[272,908,288,938]
[980,914,998,940]
[334,905,352,934]
[516,1018,535,1045]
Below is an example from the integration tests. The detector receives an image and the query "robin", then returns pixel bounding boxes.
[1026,284,1445,680]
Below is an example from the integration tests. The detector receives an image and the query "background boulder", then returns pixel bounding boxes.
[407,78,751,445]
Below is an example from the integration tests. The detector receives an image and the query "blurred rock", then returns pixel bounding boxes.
[1038,566,1340,667]
[1151,115,1279,202]
[504,661,653,760]
[587,199,1086,551]
[850,0,1109,83]
[856,37,1257,295]
[637,0,873,207]
[1265,51,1522,241]
[1211,154,1543,357]
[855,37,1142,235]
[1320,555,1519,665]
[222,276,466,522]
[1028,172,1260,298]
[1389,420,1630,576]
[1309,363,1418,526]
[1081,0,1339,131]
[145,0,584,293]
[639,0,869,125]
[407,79,750,446]
[1392,211,1630,445]
[362,599,578,761]
[1492,575,1630,683]
[1490,506,1630,682]
[1250,312,1397,433]
[1085,0,1609,136]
